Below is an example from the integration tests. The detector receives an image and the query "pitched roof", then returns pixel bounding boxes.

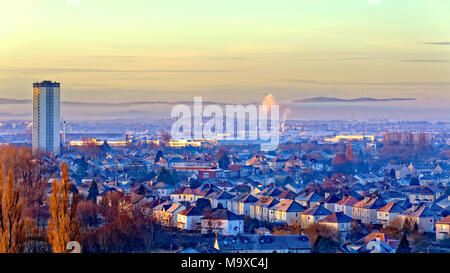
[437,215,450,225]
[152,181,171,189]
[270,200,306,212]
[354,232,399,249]
[231,193,259,203]
[365,198,387,210]
[380,191,405,200]
[354,197,386,210]
[319,212,353,223]
[356,239,395,253]
[201,209,242,221]
[337,196,360,206]
[195,183,220,192]
[229,184,252,194]
[171,186,196,195]
[404,186,435,195]
[166,202,184,213]
[214,180,235,188]
[301,204,332,216]
[253,197,280,208]
[296,191,323,202]
[378,202,405,213]
[278,190,297,200]
[258,186,284,198]
[402,205,437,218]
[206,190,234,200]
[322,194,341,204]
[179,206,203,216]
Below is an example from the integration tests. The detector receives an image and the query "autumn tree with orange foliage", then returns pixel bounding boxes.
[0,167,27,253]
[47,163,81,253]
[345,142,354,162]
[303,223,339,248]
[0,146,52,227]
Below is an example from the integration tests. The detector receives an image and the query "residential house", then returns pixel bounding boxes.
[195,183,218,199]
[355,239,396,253]
[300,204,332,228]
[380,191,406,204]
[295,192,323,208]
[150,181,174,198]
[377,202,405,227]
[250,197,279,222]
[387,164,412,179]
[336,196,360,217]
[268,200,306,225]
[177,206,203,231]
[170,186,197,203]
[322,194,342,212]
[404,186,436,205]
[278,190,297,201]
[435,195,450,209]
[350,233,399,253]
[228,193,259,216]
[398,205,438,233]
[206,190,234,209]
[229,184,252,195]
[214,179,235,192]
[436,215,450,241]
[201,209,244,235]
[153,202,186,228]
[352,197,386,224]
[318,212,354,238]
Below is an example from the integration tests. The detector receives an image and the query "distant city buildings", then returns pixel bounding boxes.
[32,80,61,154]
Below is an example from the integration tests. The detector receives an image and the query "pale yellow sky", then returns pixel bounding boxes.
[0,0,449,105]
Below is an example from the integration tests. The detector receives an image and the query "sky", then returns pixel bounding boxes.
[0,0,449,120]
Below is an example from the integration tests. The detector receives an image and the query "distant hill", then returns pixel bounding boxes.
[294,97,416,103]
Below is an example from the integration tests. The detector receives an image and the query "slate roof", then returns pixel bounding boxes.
[437,215,450,225]
[296,192,323,202]
[278,190,297,200]
[230,184,252,194]
[258,186,284,198]
[206,190,234,200]
[270,200,306,212]
[337,196,360,206]
[301,204,332,216]
[230,193,259,203]
[253,197,280,208]
[319,212,354,223]
[215,234,311,252]
[322,194,341,204]
[353,233,399,250]
[404,186,435,195]
[201,209,242,221]
[171,186,196,195]
[354,198,386,210]
[179,206,203,216]
[401,205,437,218]
[378,202,405,213]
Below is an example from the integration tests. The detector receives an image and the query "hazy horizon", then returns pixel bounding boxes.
[1,0,449,120]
